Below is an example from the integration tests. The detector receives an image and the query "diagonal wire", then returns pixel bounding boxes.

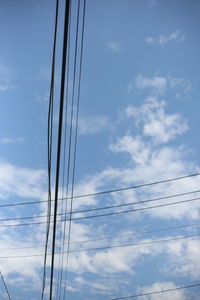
[0,271,12,300]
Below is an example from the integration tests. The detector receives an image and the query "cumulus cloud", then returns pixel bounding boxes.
[0,159,46,199]
[138,281,187,300]
[146,30,186,45]
[125,97,188,143]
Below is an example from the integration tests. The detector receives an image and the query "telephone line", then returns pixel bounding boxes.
[1,174,200,209]
[0,233,199,259]
[0,196,200,227]
[110,283,200,299]
[0,221,199,252]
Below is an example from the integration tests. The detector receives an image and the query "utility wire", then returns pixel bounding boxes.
[0,271,12,300]
[1,175,200,210]
[42,0,59,298]
[49,0,71,299]
[0,195,200,225]
[110,283,200,299]
[0,221,199,252]
[0,233,199,259]
[0,195,200,227]
[63,1,86,299]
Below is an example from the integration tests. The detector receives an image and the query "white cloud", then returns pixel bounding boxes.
[107,41,122,53]
[125,97,188,143]
[138,281,187,300]
[0,137,25,144]
[128,74,191,96]
[134,75,167,94]
[78,115,110,135]
[166,239,200,280]
[0,159,46,199]
[146,30,186,45]
[147,0,157,7]
[0,63,15,91]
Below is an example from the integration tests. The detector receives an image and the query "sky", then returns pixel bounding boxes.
[0,0,200,299]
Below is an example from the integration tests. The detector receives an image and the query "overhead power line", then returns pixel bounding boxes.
[49,0,71,298]
[110,283,200,299]
[0,195,200,227]
[0,271,12,300]
[0,221,199,252]
[1,174,200,209]
[0,233,199,259]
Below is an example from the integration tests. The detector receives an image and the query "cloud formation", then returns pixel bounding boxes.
[146,30,186,45]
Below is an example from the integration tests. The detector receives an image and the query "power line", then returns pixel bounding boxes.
[0,271,12,300]
[0,233,199,259]
[1,175,200,209]
[0,195,200,227]
[68,232,200,253]
[110,283,200,299]
[0,221,199,252]
[49,0,71,298]
[41,0,59,298]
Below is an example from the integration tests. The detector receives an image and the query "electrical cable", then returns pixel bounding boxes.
[0,271,12,300]
[0,195,200,227]
[0,221,199,252]
[0,233,199,259]
[49,0,71,299]
[62,1,86,298]
[110,283,200,300]
[42,1,59,298]
[1,175,200,210]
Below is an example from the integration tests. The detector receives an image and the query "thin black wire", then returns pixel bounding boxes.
[56,3,72,299]
[68,232,200,253]
[0,271,12,300]
[63,1,86,299]
[58,0,82,298]
[0,221,199,252]
[49,0,71,299]
[110,283,200,300]
[0,233,199,259]
[0,195,200,226]
[1,189,200,222]
[42,0,59,298]
[1,177,200,209]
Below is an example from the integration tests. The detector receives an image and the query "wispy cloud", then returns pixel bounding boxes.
[146,30,186,45]
[107,41,122,53]
[0,137,25,144]
[0,63,16,91]
[128,74,191,97]
[147,0,157,7]
[78,115,110,135]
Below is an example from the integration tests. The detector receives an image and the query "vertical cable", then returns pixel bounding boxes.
[49,0,71,299]
[42,0,59,299]
[63,1,87,298]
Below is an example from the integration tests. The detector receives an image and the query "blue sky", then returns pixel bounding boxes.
[0,0,200,299]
